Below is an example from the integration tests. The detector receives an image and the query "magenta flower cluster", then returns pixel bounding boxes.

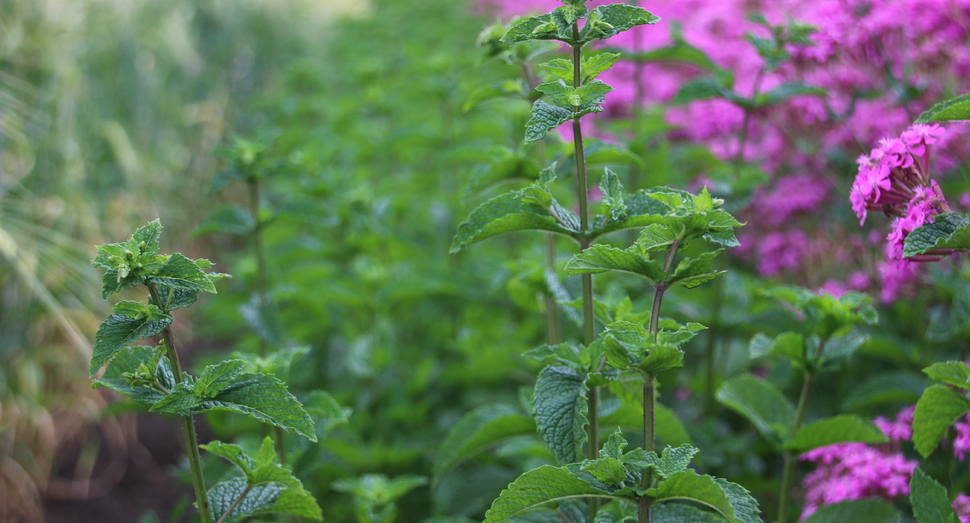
[800,406,970,521]
[476,0,970,301]
[850,123,953,266]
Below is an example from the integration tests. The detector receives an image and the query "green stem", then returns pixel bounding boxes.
[778,337,825,523]
[248,178,268,357]
[704,261,725,414]
[147,284,214,523]
[732,68,764,178]
[639,240,681,523]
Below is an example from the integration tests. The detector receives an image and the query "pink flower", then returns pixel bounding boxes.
[902,123,945,157]
[954,493,970,523]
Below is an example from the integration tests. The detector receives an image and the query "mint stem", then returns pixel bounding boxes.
[148,284,214,523]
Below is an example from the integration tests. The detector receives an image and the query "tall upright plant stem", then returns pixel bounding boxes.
[639,239,681,523]
[147,284,214,523]
[777,338,826,523]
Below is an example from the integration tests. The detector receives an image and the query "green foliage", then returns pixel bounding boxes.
[716,374,795,442]
[801,499,901,523]
[904,213,970,257]
[783,415,887,453]
[910,468,959,523]
[916,94,970,123]
[202,437,322,521]
[433,404,537,485]
[91,301,172,376]
[533,366,589,465]
[913,383,970,458]
[332,474,428,523]
[646,470,760,523]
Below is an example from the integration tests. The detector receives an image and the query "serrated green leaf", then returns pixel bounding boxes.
[502,14,571,45]
[911,468,960,523]
[565,245,665,284]
[451,190,579,253]
[802,499,901,523]
[904,213,970,257]
[525,99,575,143]
[155,286,199,311]
[666,250,724,289]
[601,169,626,221]
[647,470,758,523]
[195,360,248,398]
[534,366,588,465]
[748,332,804,364]
[591,192,671,239]
[152,373,317,442]
[131,220,163,255]
[536,80,613,111]
[754,83,826,108]
[582,53,620,82]
[599,402,692,447]
[655,445,698,479]
[595,500,638,523]
[433,404,536,485]
[483,466,623,523]
[784,415,888,453]
[208,478,284,523]
[540,59,573,83]
[599,321,685,374]
[820,330,868,363]
[650,503,722,523]
[92,345,175,406]
[582,455,628,487]
[148,253,217,294]
[913,384,970,457]
[713,478,761,523]
[916,94,970,123]
[580,4,660,43]
[195,206,255,236]
[716,374,795,442]
[202,438,322,520]
[636,224,678,253]
[924,361,970,390]
[91,302,172,377]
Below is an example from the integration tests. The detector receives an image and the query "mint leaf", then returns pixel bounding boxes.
[433,404,536,485]
[92,345,175,406]
[666,250,724,289]
[924,361,970,391]
[600,169,626,221]
[591,191,670,239]
[916,94,970,123]
[195,360,248,398]
[580,4,660,43]
[525,100,574,143]
[483,466,622,523]
[651,503,722,522]
[716,374,795,442]
[502,14,570,45]
[565,245,665,284]
[910,468,959,523]
[91,301,172,376]
[208,478,284,523]
[451,190,579,253]
[784,415,888,453]
[748,332,805,364]
[904,213,970,256]
[149,253,217,294]
[152,372,317,442]
[648,470,759,523]
[913,384,970,457]
[195,205,255,236]
[534,366,588,465]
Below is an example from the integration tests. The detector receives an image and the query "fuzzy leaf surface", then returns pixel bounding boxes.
[913,384,970,457]
[451,191,578,252]
[591,192,670,238]
[565,245,664,284]
[580,4,660,43]
[92,345,175,405]
[904,213,970,256]
[433,404,536,484]
[784,415,888,453]
[525,100,575,143]
[716,374,795,442]
[151,373,317,441]
[91,301,172,376]
[148,253,217,294]
[534,366,588,465]
[647,470,759,523]
[483,466,622,523]
[208,478,284,523]
[651,503,722,523]
[916,94,970,123]
[924,361,970,390]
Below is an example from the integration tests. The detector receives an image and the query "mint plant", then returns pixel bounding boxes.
[447,2,760,522]
[89,220,321,523]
